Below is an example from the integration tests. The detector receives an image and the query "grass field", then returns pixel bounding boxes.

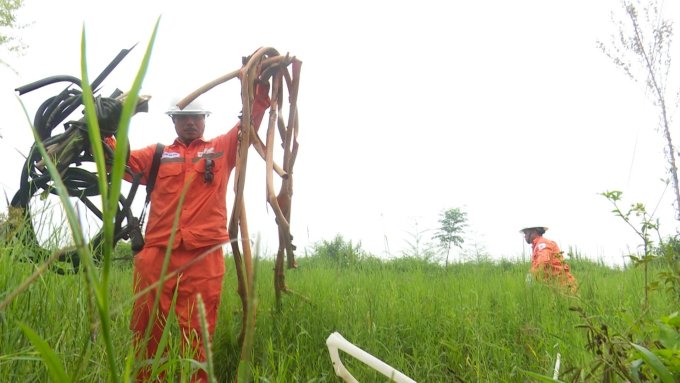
[0,239,676,382]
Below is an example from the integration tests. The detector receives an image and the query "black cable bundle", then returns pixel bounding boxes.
[8,46,145,273]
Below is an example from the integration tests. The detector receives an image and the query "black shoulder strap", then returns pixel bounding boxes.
[145,143,165,203]
[136,143,165,242]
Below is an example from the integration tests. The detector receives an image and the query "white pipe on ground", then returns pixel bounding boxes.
[326,332,417,383]
[553,352,561,380]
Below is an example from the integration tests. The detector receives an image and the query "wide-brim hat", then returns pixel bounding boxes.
[519,226,548,234]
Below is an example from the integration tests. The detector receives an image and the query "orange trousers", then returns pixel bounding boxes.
[130,242,225,382]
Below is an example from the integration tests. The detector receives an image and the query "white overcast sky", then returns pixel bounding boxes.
[1,0,679,266]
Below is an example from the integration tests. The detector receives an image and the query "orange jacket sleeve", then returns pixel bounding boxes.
[102,136,128,180]
[127,144,156,185]
[103,136,155,184]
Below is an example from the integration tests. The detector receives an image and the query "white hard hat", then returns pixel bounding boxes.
[519,226,548,234]
[166,99,211,116]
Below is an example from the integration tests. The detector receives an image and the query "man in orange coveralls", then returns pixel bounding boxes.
[520,226,577,291]
[123,80,270,381]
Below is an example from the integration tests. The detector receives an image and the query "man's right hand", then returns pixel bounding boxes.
[103,136,117,160]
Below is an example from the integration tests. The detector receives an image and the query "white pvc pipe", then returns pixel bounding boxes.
[553,352,561,380]
[325,332,417,383]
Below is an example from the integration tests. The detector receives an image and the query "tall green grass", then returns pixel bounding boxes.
[2,245,675,382]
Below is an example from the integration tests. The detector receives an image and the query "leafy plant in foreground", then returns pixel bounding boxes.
[601,190,658,307]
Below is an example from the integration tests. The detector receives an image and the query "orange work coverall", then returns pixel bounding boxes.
[127,83,270,380]
[530,236,577,291]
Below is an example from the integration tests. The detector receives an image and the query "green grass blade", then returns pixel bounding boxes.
[79,25,120,383]
[78,25,108,243]
[108,17,160,220]
[150,284,179,377]
[237,236,260,383]
[197,294,217,383]
[630,343,675,383]
[517,368,565,383]
[79,19,159,382]
[106,17,160,278]
[123,343,135,383]
[18,322,71,383]
[122,345,136,383]
[69,328,96,383]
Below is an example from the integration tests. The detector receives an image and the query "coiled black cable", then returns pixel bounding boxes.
[8,46,146,273]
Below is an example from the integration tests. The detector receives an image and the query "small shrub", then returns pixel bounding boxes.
[312,234,365,268]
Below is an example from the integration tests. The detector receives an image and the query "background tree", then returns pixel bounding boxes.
[598,0,680,219]
[1,0,26,68]
[433,208,467,267]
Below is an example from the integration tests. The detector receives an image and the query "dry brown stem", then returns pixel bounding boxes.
[178,47,301,343]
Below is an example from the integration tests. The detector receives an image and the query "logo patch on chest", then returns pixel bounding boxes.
[161,151,181,159]
[197,147,215,157]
